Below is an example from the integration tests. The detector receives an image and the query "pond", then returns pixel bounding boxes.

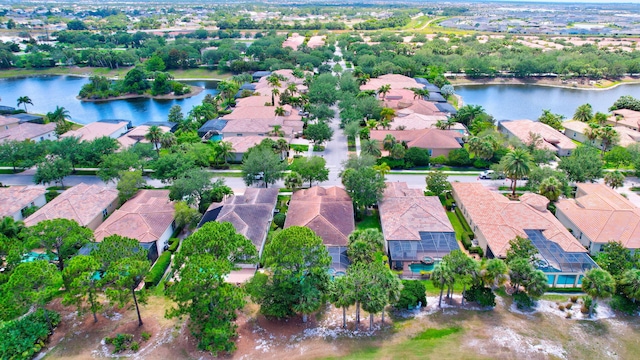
[455,83,640,121]
[0,75,220,126]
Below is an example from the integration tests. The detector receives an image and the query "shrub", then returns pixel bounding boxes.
[0,309,60,360]
[513,292,534,309]
[168,240,179,253]
[145,251,171,287]
[273,213,286,228]
[447,148,472,167]
[431,155,447,165]
[473,159,491,169]
[141,331,152,341]
[558,304,565,311]
[130,341,140,351]
[45,189,60,202]
[404,147,430,167]
[609,294,640,315]
[461,234,472,250]
[394,280,427,310]
[106,333,134,353]
[570,296,579,303]
[463,284,496,307]
[469,246,484,257]
[566,312,572,319]
[565,302,573,310]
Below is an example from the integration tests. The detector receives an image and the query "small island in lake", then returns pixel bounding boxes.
[78,67,200,101]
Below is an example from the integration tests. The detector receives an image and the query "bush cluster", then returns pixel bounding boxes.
[463,284,496,307]
[394,280,427,310]
[144,251,171,287]
[0,309,60,360]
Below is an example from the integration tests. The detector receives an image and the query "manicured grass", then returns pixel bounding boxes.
[73,169,98,175]
[413,327,461,340]
[355,211,381,231]
[541,294,571,302]
[498,186,527,191]
[0,168,24,174]
[167,68,232,80]
[211,172,243,177]
[446,211,465,241]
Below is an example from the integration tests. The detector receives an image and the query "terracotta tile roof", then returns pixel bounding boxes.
[284,186,355,246]
[282,34,305,50]
[556,183,640,248]
[61,120,129,142]
[123,125,171,141]
[564,121,639,147]
[379,182,453,241]
[224,136,281,153]
[254,69,308,93]
[235,95,278,108]
[0,115,20,128]
[222,106,301,121]
[500,119,576,152]
[391,113,463,131]
[93,190,175,243]
[369,129,462,150]
[0,122,56,142]
[307,35,326,48]
[452,183,584,258]
[611,109,640,129]
[25,183,118,227]
[199,188,279,250]
[360,74,421,91]
[0,186,47,218]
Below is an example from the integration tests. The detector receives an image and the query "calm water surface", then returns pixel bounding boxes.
[1,76,639,126]
[0,75,219,126]
[456,83,640,121]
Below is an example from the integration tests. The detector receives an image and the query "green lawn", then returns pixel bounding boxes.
[446,212,465,241]
[356,211,381,231]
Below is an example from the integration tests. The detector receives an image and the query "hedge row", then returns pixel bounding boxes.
[0,309,60,360]
[167,238,180,253]
[145,251,172,287]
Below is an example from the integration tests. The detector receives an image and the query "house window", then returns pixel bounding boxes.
[102,209,108,218]
[572,133,576,138]
[237,134,243,137]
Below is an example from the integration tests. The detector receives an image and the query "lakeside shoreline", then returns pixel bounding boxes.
[449,76,640,91]
[77,84,204,102]
[0,67,230,82]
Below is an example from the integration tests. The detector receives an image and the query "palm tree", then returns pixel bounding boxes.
[523,270,548,299]
[17,96,33,112]
[0,216,25,238]
[366,119,379,130]
[214,141,234,165]
[373,162,391,178]
[47,106,71,135]
[501,148,533,198]
[274,139,289,159]
[584,123,600,145]
[593,112,608,125]
[160,132,176,149]
[597,125,619,155]
[274,106,286,117]
[604,170,625,189]
[361,139,381,157]
[480,258,510,289]
[380,119,392,130]
[409,87,430,100]
[581,268,616,317]
[378,84,391,100]
[468,136,495,161]
[145,125,163,155]
[356,90,376,98]
[432,262,455,308]
[620,269,640,303]
[271,88,280,106]
[286,82,297,96]
[382,134,396,151]
[380,107,396,121]
[573,103,593,122]
[538,176,562,202]
[269,125,285,137]
[356,74,370,86]
[284,171,303,190]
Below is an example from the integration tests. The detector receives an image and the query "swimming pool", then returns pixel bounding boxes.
[409,261,441,273]
[21,251,56,263]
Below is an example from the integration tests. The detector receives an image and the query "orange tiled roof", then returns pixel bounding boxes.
[369,129,462,150]
[452,183,584,257]
[60,120,128,142]
[360,74,421,91]
[379,182,453,241]
[556,183,640,249]
[0,122,56,142]
[24,183,118,227]
[284,186,355,246]
[501,119,576,152]
[0,186,46,218]
[93,190,175,243]
[224,135,282,153]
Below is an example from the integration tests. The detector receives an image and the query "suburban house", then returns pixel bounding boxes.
[369,128,462,157]
[0,186,47,221]
[117,124,172,149]
[221,136,281,162]
[221,105,303,138]
[451,183,597,287]
[198,188,279,282]
[608,109,640,131]
[360,74,423,92]
[61,119,131,142]
[25,183,118,230]
[498,119,576,156]
[556,183,640,254]
[381,89,447,118]
[284,186,355,275]
[93,190,175,262]
[0,122,56,142]
[197,119,228,141]
[0,115,20,131]
[378,182,459,278]
[282,33,305,50]
[563,120,639,148]
[388,112,467,134]
[253,69,309,94]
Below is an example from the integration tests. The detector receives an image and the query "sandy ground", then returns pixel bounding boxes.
[38,289,640,360]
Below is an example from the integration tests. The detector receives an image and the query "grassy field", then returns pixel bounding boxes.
[355,211,382,231]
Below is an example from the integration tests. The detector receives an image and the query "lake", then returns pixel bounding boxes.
[455,83,640,121]
[1,75,639,126]
[0,75,220,126]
